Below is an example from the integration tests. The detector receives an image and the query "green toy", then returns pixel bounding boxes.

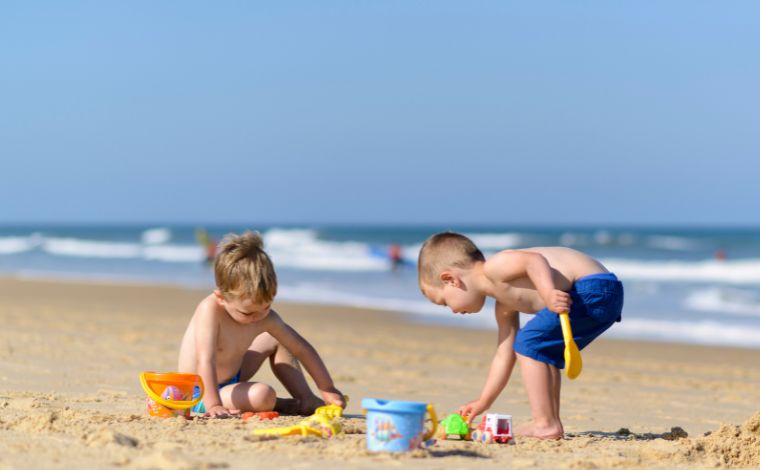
[437,413,472,440]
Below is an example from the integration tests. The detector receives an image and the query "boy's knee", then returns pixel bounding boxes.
[249,383,277,409]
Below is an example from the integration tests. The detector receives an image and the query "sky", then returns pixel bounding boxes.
[1,1,758,226]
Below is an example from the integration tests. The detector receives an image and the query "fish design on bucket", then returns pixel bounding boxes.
[372,420,402,443]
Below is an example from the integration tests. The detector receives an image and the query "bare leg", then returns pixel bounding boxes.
[240,333,322,415]
[219,382,276,412]
[513,353,564,439]
[550,364,561,419]
[268,340,324,414]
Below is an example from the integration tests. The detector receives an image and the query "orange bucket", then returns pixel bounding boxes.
[139,372,204,418]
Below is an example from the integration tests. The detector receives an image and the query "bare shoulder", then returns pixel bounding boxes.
[192,294,224,324]
[483,249,515,269]
[482,249,534,280]
[261,308,288,331]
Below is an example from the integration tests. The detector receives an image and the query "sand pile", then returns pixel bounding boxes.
[680,412,760,467]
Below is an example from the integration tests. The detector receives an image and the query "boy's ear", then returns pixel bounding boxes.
[439,271,459,287]
[213,290,225,304]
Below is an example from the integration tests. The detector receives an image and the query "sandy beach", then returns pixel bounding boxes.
[0,276,758,469]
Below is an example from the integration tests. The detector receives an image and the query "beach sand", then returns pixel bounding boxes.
[1,277,759,469]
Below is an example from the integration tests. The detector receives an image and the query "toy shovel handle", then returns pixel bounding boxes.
[423,404,438,441]
[559,313,583,380]
[559,312,573,344]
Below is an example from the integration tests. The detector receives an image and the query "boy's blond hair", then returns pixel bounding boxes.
[418,232,485,287]
[214,231,277,302]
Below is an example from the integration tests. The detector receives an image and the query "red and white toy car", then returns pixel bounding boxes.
[470,413,513,444]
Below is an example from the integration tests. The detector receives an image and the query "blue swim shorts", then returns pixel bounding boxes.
[513,272,624,369]
[191,370,242,414]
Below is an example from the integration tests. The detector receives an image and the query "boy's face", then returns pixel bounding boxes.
[422,275,486,315]
[215,291,272,324]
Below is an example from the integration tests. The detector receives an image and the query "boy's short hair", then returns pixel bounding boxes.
[418,232,485,287]
[214,231,277,302]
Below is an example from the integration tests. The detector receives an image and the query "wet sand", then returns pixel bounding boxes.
[0,277,759,469]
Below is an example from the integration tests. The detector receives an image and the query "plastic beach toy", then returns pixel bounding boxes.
[559,313,583,379]
[242,411,279,421]
[251,404,344,439]
[140,372,204,418]
[362,399,437,452]
[437,413,472,440]
[471,413,513,444]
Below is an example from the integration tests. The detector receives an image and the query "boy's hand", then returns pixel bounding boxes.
[545,289,572,314]
[320,387,346,409]
[458,398,489,422]
[205,405,240,419]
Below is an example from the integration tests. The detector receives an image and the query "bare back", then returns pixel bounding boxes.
[488,246,608,314]
[177,294,269,383]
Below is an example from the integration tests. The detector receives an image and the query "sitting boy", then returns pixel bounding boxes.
[178,231,345,418]
[417,232,623,439]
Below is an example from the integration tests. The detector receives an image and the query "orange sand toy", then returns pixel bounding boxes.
[242,411,280,421]
[139,372,204,418]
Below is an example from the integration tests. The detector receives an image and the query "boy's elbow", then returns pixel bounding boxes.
[523,252,550,271]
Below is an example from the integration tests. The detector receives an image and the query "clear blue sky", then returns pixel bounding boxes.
[1,1,758,226]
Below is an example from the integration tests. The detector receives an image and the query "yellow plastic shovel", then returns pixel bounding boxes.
[559,313,582,379]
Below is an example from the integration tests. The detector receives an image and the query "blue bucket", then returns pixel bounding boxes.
[362,398,437,452]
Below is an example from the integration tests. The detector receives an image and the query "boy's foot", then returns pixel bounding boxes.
[273,398,301,415]
[273,395,325,415]
[514,421,564,440]
[296,394,325,415]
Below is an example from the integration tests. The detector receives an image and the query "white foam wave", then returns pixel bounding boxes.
[560,231,629,247]
[1,229,399,271]
[560,232,704,251]
[143,245,206,263]
[604,258,760,285]
[141,227,171,245]
[608,318,760,349]
[278,283,448,316]
[43,238,142,258]
[0,236,41,254]
[684,287,760,317]
[263,229,389,271]
[464,232,524,250]
[647,235,704,251]
[41,237,205,263]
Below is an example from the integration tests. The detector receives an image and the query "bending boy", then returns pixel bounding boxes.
[178,231,344,418]
[418,232,623,439]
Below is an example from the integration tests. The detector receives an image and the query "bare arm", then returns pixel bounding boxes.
[193,306,233,417]
[459,304,519,420]
[266,311,345,407]
[485,250,571,314]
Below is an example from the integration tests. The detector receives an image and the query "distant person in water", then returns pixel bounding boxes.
[388,243,403,271]
[196,228,217,264]
[206,239,218,264]
[714,248,727,261]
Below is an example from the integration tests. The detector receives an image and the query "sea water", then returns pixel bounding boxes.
[1,224,759,349]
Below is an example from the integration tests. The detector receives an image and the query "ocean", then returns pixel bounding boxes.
[2,224,759,349]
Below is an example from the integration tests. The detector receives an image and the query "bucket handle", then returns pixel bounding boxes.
[423,404,438,441]
[139,372,204,410]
